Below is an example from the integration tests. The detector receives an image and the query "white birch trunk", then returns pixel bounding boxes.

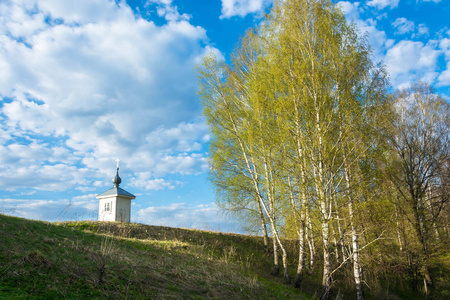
[313,106,332,300]
[257,199,270,252]
[294,145,309,287]
[295,223,305,287]
[263,159,290,282]
[306,211,315,274]
[344,161,364,300]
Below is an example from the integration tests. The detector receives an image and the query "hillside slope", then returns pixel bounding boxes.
[0,214,304,299]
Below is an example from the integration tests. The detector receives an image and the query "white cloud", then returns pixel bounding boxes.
[220,0,271,18]
[146,0,191,22]
[366,0,399,10]
[144,122,208,153]
[0,162,93,192]
[392,17,415,35]
[385,40,441,88]
[417,24,429,37]
[1,2,47,38]
[152,153,208,176]
[439,38,450,59]
[437,38,450,86]
[338,1,448,93]
[437,63,450,87]
[337,1,361,21]
[130,174,179,190]
[0,0,217,192]
[391,18,430,38]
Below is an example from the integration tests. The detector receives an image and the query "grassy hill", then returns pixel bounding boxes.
[0,214,306,299]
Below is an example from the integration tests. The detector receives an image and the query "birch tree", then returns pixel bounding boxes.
[198,36,290,278]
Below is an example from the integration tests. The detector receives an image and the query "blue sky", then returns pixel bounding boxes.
[0,0,449,232]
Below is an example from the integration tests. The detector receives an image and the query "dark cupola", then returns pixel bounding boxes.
[112,167,122,187]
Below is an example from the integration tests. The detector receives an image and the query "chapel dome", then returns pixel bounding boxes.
[112,168,122,187]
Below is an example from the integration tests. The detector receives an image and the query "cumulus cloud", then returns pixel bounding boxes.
[0,0,215,192]
[338,1,448,93]
[337,1,361,21]
[392,17,415,35]
[146,0,192,22]
[417,24,430,37]
[130,174,179,190]
[220,0,271,18]
[437,38,450,86]
[385,40,441,88]
[391,18,430,38]
[438,64,450,87]
[366,0,399,10]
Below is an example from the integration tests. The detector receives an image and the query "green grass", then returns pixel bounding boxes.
[0,214,307,299]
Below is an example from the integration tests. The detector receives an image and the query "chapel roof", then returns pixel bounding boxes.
[97,186,136,199]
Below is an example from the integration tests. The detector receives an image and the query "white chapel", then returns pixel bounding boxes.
[97,160,136,222]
